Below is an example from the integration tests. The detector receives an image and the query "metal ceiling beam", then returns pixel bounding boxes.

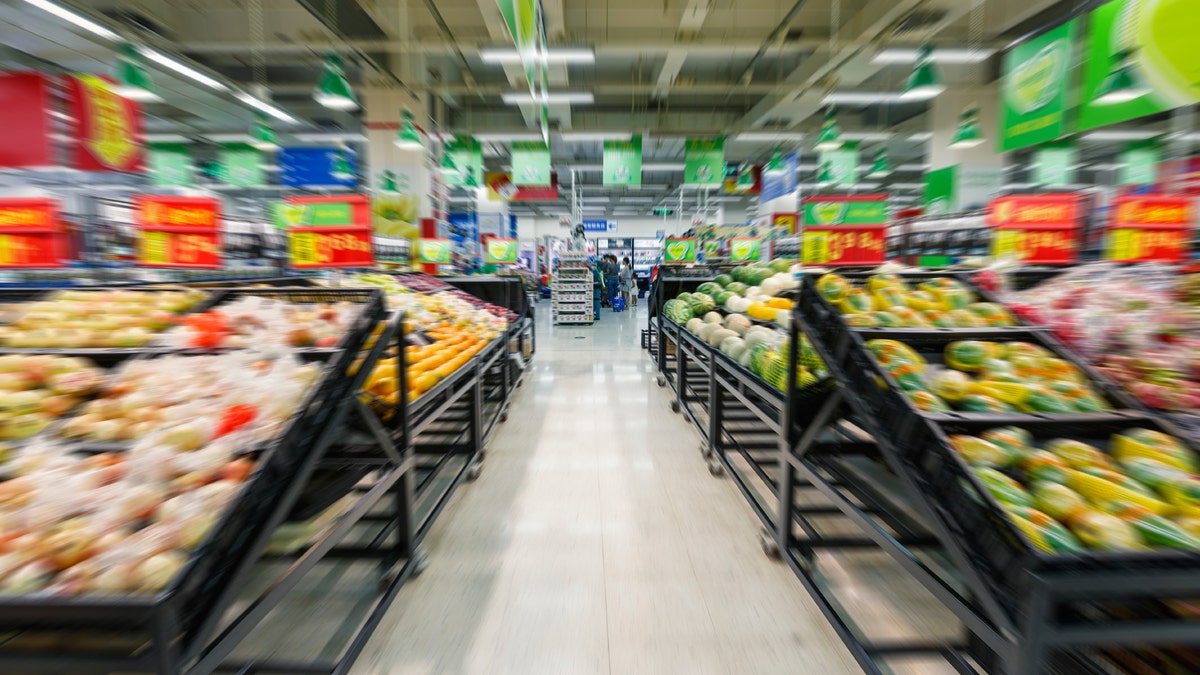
[652,0,710,99]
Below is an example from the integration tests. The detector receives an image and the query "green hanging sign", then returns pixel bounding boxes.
[147,143,194,187]
[999,19,1078,151]
[218,144,265,187]
[923,166,957,215]
[1032,142,1077,186]
[1119,141,1161,186]
[484,237,519,264]
[818,142,859,186]
[663,237,697,264]
[444,138,483,188]
[603,135,642,186]
[728,237,762,263]
[684,138,724,186]
[271,201,352,228]
[511,141,551,186]
[417,238,452,264]
[801,199,888,226]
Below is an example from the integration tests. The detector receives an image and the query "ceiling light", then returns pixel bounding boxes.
[142,48,227,91]
[872,47,995,64]
[1095,50,1151,105]
[895,163,930,171]
[888,183,923,189]
[502,91,594,105]
[1081,129,1159,142]
[642,163,686,171]
[560,132,631,141]
[616,197,657,203]
[314,53,358,111]
[144,134,191,144]
[250,115,279,151]
[907,132,933,142]
[565,164,603,171]
[735,165,755,192]
[235,92,300,125]
[395,109,423,150]
[823,91,907,105]
[480,47,595,64]
[114,44,160,102]
[814,108,843,152]
[868,148,891,178]
[842,132,892,142]
[205,133,254,143]
[21,0,119,40]
[949,106,985,149]
[900,44,945,101]
[474,132,545,142]
[732,132,805,142]
[764,147,786,174]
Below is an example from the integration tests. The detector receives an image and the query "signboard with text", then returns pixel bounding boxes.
[800,194,888,266]
[663,238,697,264]
[728,237,762,263]
[0,198,65,267]
[286,195,374,268]
[484,238,519,265]
[987,193,1081,264]
[135,196,221,268]
[66,75,144,172]
[1105,195,1194,263]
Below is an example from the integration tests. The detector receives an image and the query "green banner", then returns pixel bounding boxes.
[218,144,264,187]
[511,141,551,186]
[148,143,194,187]
[1032,141,1077,186]
[819,142,859,186]
[923,166,957,215]
[802,199,888,226]
[484,237,519,264]
[417,239,452,264]
[999,19,1077,151]
[728,238,762,263]
[684,138,724,186]
[1119,140,1162,185]
[663,238,697,263]
[273,201,352,228]
[603,135,642,186]
[1078,0,1200,131]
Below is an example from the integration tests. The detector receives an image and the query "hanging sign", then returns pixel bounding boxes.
[443,137,483,188]
[1119,142,1162,186]
[0,73,56,168]
[663,238,697,264]
[484,237,519,265]
[286,195,374,268]
[66,75,144,172]
[998,19,1078,151]
[818,142,860,187]
[486,171,559,201]
[728,237,763,263]
[511,141,551,186]
[218,144,265,187]
[1105,195,1194,263]
[135,196,221,268]
[771,212,798,234]
[684,138,724,186]
[148,143,194,187]
[603,135,642,186]
[1032,141,1078,186]
[0,198,65,267]
[988,193,1081,264]
[800,194,888,267]
[417,238,452,264]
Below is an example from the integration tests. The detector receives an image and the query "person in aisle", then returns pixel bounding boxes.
[619,257,635,308]
[601,255,620,307]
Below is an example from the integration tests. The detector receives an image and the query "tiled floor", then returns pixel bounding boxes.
[351,302,866,675]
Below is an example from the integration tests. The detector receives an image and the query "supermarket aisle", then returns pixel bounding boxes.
[353,303,861,675]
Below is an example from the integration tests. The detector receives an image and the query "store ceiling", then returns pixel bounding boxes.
[0,0,1142,217]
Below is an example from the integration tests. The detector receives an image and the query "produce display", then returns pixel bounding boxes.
[0,350,323,596]
[867,338,1114,414]
[815,273,1018,328]
[951,426,1200,553]
[0,355,106,442]
[161,296,364,350]
[1000,264,1200,415]
[0,288,209,348]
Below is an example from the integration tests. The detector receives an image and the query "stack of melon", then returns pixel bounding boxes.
[816,273,1018,328]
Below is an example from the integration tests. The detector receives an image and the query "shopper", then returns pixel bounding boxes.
[619,257,634,308]
[601,255,620,307]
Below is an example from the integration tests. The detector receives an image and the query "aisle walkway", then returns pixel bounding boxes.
[354,303,862,675]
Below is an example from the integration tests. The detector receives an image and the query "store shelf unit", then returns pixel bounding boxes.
[552,252,594,325]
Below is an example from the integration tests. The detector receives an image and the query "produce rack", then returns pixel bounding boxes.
[653,268,1200,674]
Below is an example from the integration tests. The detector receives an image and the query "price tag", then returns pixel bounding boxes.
[289,230,318,266]
[1108,229,1139,261]
[802,231,830,264]
[140,230,169,264]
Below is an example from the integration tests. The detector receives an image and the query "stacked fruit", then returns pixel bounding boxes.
[162,296,362,350]
[951,426,1200,553]
[0,355,106,442]
[0,288,208,348]
[867,338,1114,414]
[816,273,1017,328]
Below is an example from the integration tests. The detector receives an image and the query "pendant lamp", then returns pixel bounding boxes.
[313,53,358,111]
[1095,50,1150,104]
[395,109,423,150]
[814,108,842,152]
[115,44,161,103]
[250,115,279,151]
[868,148,891,177]
[899,44,945,102]
[948,106,985,150]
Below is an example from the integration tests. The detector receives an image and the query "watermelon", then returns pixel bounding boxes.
[663,299,692,324]
[677,292,693,304]
[696,282,722,296]
[749,344,774,377]
[687,293,716,316]
[770,259,793,274]
[730,266,746,283]
[714,274,734,287]
[714,290,734,306]
[725,282,749,296]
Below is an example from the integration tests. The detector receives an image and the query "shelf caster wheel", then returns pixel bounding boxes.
[701,445,714,459]
[499,412,509,423]
[707,459,724,476]
[670,400,681,413]
[656,376,666,387]
[466,462,483,481]
[759,530,781,560]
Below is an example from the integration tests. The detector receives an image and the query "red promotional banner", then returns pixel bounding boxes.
[486,171,559,202]
[287,195,374,268]
[988,193,1082,264]
[1105,195,1194,263]
[770,212,798,234]
[136,196,222,268]
[0,73,56,168]
[0,198,65,268]
[801,225,887,266]
[66,74,144,172]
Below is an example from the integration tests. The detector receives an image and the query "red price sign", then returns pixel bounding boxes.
[0,198,65,268]
[988,193,1081,264]
[802,225,886,266]
[992,229,1078,264]
[287,227,373,268]
[135,196,222,268]
[1105,195,1194,263]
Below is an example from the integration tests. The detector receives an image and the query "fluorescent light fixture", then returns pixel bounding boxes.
[888,182,924,189]
[560,132,631,141]
[292,132,367,143]
[143,134,191,144]
[581,197,610,202]
[205,133,254,143]
[907,132,934,142]
[732,132,805,142]
[642,163,685,171]
[1088,163,1122,171]
[823,91,908,105]
[565,164,603,171]
[474,132,545,142]
[895,163,930,171]
[842,132,892,142]
[615,197,657,203]
[234,91,300,125]
[1081,129,1159,142]
[502,91,594,105]
[21,0,119,40]
[872,47,995,64]
[480,46,595,64]
[141,48,226,91]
